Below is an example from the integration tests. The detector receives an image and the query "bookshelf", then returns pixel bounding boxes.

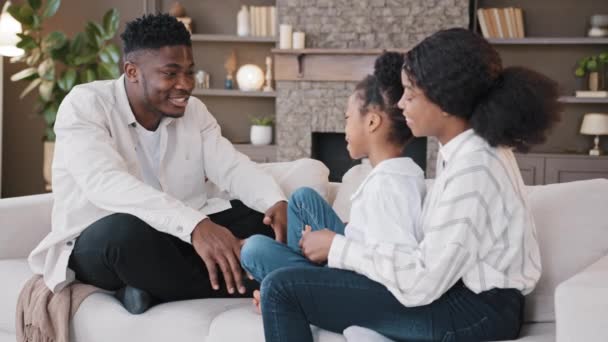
[472,0,608,184]
[151,0,278,162]
[473,0,608,155]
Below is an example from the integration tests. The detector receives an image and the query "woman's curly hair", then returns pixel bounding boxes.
[354,52,412,149]
[121,13,191,56]
[402,28,561,152]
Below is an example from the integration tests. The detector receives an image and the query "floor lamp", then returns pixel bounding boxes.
[0,0,24,197]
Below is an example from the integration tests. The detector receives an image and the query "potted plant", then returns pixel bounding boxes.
[599,52,608,90]
[8,0,120,190]
[250,116,273,145]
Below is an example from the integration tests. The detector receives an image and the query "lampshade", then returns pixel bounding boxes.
[580,113,608,135]
[0,1,24,57]
[236,64,264,91]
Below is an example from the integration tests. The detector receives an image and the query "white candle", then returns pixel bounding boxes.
[279,24,292,49]
[292,31,305,49]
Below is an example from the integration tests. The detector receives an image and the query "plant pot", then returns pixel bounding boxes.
[589,72,600,91]
[250,125,272,145]
[575,76,587,91]
[43,141,55,192]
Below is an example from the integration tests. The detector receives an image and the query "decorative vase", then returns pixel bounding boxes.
[589,71,600,91]
[224,74,234,89]
[250,125,272,145]
[237,6,249,36]
[43,141,55,192]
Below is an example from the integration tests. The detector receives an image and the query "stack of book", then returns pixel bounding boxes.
[477,8,525,39]
[248,6,277,37]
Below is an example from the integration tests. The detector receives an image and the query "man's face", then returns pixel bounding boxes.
[126,45,195,119]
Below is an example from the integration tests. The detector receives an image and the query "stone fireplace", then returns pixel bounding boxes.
[274,0,469,178]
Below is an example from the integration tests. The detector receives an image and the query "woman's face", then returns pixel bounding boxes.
[397,70,446,138]
[344,93,369,160]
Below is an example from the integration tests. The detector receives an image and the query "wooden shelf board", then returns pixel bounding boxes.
[192,89,277,97]
[559,96,608,104]
[191,34,277,43]
[271,48,406,55]
[488,37,608,45]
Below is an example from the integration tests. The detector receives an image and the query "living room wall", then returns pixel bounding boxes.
[1,0,144,197]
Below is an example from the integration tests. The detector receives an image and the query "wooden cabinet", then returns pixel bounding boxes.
[515,153,608,185]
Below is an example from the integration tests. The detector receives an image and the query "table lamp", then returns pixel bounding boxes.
[580,113,608,156]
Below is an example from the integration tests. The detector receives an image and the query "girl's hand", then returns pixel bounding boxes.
[299,226,337,264]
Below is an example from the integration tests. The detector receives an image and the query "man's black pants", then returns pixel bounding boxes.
[68,200,273,302]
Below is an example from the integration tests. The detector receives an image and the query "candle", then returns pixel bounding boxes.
[279,24,292,49]
[292,31,305,49]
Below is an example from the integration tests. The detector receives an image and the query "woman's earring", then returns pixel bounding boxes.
[442,112,449,117]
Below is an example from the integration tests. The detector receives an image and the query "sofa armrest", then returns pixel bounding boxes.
[555,253,608,342]
[0,193,53,259]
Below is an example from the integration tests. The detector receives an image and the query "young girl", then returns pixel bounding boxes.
[258,28,561,342]
[240,52,425,310]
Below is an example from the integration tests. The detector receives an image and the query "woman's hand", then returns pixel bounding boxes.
[299,225,337,264]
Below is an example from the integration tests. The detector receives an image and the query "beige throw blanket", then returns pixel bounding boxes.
[16,275,100,342]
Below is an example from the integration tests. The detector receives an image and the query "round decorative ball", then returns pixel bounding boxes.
[236,64,264,91]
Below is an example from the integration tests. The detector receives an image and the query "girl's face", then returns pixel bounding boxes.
[397,70,446,138]
[344,93,369,159]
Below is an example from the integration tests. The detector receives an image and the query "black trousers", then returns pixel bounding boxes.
[68,200,273,302]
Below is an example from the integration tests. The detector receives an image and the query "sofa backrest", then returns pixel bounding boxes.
[524,179,608,323]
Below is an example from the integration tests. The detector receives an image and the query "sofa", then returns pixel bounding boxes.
[1,161,607,342]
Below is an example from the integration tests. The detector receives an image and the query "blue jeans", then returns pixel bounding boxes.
[260,267,524,342]
[240,187,345,282]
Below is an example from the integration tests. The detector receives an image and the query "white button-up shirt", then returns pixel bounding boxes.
[29,76,286,292]
[329,129,541,307]
[344,158,425,246]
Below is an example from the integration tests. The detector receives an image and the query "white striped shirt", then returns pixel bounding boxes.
[328,129,542,307]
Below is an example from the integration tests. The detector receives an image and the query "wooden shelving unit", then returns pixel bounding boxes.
[488,37,608,45]
[190,34,276,43]
[558,96,608,104]
[192,89,276,97]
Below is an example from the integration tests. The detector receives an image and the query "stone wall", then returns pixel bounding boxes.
[275,0,469,177]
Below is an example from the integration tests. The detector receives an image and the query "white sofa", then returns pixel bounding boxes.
[1,176,608,342]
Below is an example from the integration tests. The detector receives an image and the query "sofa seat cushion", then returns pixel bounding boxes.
[0,259,33,333]
[72,294,251,342]
[206,305,345,342]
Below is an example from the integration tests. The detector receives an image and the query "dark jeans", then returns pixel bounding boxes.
[68,200,272,302]
[261,267,524,342]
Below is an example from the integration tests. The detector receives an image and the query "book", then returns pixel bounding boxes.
[492,8,504,38]
[515,8,525,38]
[477,8,490,38]
[270,6,277,37]
[576,90,608,98]
[506,8,517,38]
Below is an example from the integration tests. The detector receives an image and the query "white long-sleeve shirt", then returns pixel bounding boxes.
[29,76,287,292]
[328,129,541,307]
[344,158,425,247]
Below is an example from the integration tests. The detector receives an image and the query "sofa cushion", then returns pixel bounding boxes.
[206,305,345,342]
[0,259,33,333]
[524,179,608,323]
[72,294,251,342]
[332,160,372,221]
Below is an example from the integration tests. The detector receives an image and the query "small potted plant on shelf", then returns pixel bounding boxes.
[575,55,600,91]
[250,116,273,146]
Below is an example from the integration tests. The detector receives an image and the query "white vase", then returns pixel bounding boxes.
[237,6,249,36]
[43,141,55,192]
[250,125,272,145]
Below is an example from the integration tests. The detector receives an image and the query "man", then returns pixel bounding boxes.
[28,13,288,314]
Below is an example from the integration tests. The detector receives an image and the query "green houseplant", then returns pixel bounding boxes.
[7,0,120,190]
[250,116,274,146]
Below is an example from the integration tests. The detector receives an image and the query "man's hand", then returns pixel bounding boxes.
[191,218,245,294]
[263,201,288,243]
[299,226,337,264]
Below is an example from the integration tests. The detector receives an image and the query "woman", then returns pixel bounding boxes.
[258,28,561,342]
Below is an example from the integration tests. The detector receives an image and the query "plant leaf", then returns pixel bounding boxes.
[69,32,85,55]
[104,44,121,63]
[42,31,67,53]
[20,78,42,98]
[25,48,42,66]
[42,105,56,125]
[102,8,120,39]
[42,0,61,18]
[57,69,77,91]
[37,58,55,81]
[80,68,96,83]
[39,79,55,101]
[85,22,105,48]
[16,34,38,51]
[96,62,115,79]
[73,53,97,66]
[11,67,38,81]
[27,0,42,11]
[18,4,35,26]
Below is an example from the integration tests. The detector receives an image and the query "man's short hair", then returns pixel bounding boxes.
[120,13,191,56]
